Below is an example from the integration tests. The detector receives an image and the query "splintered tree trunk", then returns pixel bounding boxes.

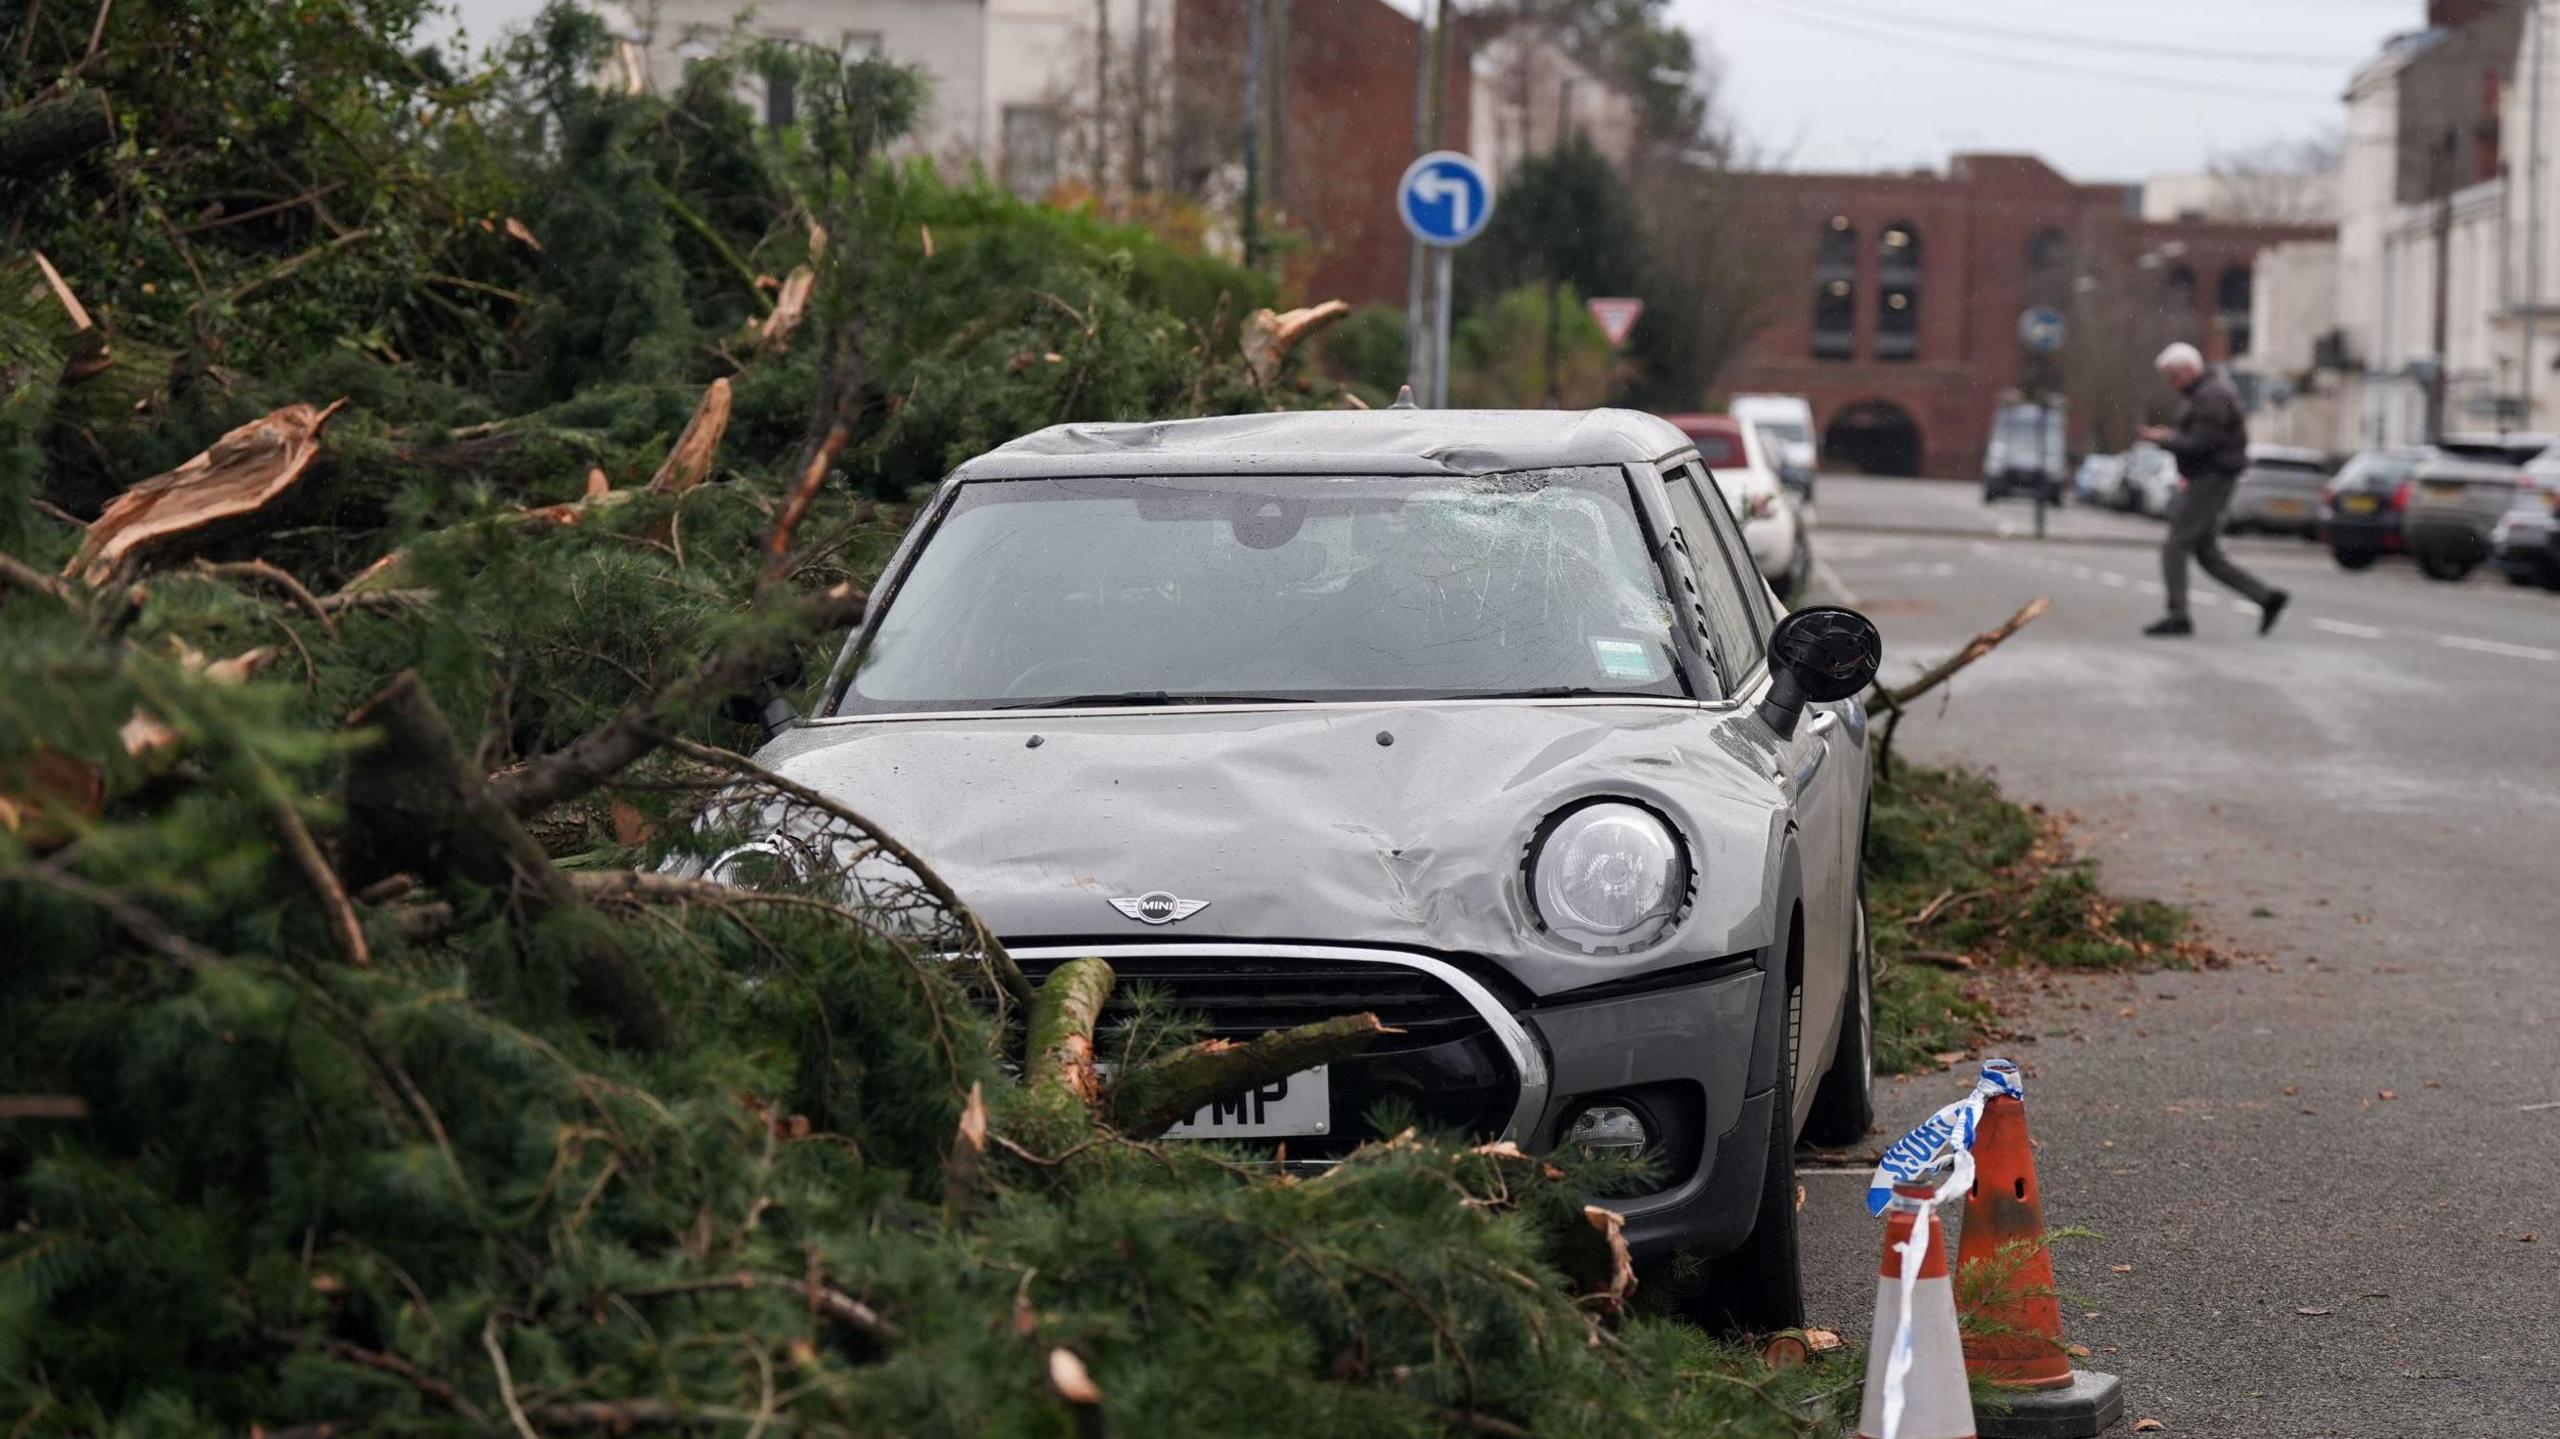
[1026,958,1114,1108]
[0,88,114,187]
[1109,1013,1392,1139]
[343,673,671,1050]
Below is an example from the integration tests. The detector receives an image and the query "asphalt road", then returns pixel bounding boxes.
[1794,477,2560,1438]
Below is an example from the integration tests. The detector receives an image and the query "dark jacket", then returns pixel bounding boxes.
[2163,368,2249,482]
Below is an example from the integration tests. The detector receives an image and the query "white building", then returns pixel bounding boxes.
[613,0,1171,196]
[2322,0,2560,450]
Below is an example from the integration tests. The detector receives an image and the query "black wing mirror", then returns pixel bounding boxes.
[1756,606,1882,740]
[724,652,810,740]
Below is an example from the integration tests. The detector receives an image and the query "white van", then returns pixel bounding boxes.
[1730,394,1819,483]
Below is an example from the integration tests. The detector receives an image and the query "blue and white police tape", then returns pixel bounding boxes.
[1870,1059,2023,1439]
[1865,1057,2024,1217]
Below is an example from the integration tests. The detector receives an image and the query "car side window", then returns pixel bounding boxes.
[1662,461,1767,684]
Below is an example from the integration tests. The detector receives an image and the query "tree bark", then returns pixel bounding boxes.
[1027,958,1113,1108]
[0,87,113,187]
[344,672,670,1050]
[1109,1012,1391,1139]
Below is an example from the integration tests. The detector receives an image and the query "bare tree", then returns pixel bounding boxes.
[2206,129,2344,224]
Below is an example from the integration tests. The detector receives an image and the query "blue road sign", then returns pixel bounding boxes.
[1398,151,1495,248]
[2018,306,2067,355]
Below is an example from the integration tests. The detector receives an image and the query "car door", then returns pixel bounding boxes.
[1663,463,1849,1116]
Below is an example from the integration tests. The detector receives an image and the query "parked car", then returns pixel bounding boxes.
[2402,455,2525,581]
[1982,401,2067,504]
[2073,452,2125,507]
[2490,456,2560,588]
[766,407,1883,1331]
[2225,445,2330,537]
[2122,444,2181,518]
[2318,447,2433,570]
[2438,432,2555,467]
[1732,393,1819,490]
[1667,413,1815,600]
[1754,421,1819,503]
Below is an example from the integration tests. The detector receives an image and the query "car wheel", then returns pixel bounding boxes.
[2506,567,2540,588]
[1782,538,1815,603]
[2416,549,2476,582]
[1682,995,1807,1336]
[2332,547,2379,571]
[1804,877,1874,1148]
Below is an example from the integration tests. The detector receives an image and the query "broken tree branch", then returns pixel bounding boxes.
[652,735,1033,1014]
[1027,959,1113,1108]
[487,580,866,821]
[1874,594,2051,711]
[67,400,344,584]
[0,86,112,188]
[647,378,732,496]
[761,421,849,585]
[1109,1011,1392,1138]
[343,673,669,1050]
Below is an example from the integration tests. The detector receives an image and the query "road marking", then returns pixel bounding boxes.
[2099,572,2126,588]
[2069,565,2094,579]
[2312,618,2384,639]
[1811,551,1862,607]
[2134,579,2164,595]
[2437,634,2560,662]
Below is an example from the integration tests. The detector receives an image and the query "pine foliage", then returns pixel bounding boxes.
[0,5,1829,1434]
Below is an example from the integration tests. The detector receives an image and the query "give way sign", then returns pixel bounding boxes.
[1587,296,1644,348]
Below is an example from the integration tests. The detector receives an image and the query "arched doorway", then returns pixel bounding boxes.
[1824,399,1925,477]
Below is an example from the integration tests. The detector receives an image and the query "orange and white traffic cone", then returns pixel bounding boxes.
[1954,1087,2125,1438]
[1856,1185,1975,1439]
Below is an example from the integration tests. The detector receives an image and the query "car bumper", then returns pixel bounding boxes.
[2406,516,2492,562]
[1522,961,1769,1264]
[2321,509,2401,552]
[2493,512,2560,574]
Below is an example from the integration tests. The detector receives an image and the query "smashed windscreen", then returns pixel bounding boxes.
[838,468,1689,712]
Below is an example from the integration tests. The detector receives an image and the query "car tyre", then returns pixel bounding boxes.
[1804,879,1875,1148]
[1682,1001,1807,1336]
[2332,547,2379,571]
[2416,548,2476,582]
[1780,536,1815,603]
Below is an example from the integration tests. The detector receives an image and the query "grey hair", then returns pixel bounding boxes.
[2155,342,2204,373]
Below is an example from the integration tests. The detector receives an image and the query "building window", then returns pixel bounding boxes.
[1001,104,1064,199]
[2026,226,2068,273]
[2166,262,2199,324]
[843,31,884,60]
[2217,265,2253,356]
[1814,216,1856,361]
[764,70,796,129]
[1877,220,1920,363]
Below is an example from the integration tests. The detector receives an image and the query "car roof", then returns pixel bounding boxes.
[953,408,1696,481]
[2413,455,2524,479]
[2246,445,2329,467]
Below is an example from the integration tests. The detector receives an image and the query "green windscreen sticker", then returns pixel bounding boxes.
[1592,639,1657,679]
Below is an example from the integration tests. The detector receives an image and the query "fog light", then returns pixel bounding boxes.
[1565,1102,1652,1156]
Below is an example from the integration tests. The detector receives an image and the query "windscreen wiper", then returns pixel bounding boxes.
[992,691,1303,710]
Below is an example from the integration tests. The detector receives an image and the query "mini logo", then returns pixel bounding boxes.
[1109,891,1209,925]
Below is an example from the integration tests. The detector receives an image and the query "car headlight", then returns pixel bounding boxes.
[1528,802,1688,952]
[705,838,804,890]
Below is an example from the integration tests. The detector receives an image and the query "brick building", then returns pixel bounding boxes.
[1720,154,2331,477]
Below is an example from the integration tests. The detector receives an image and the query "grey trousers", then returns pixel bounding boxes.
[2163,472,2273,618]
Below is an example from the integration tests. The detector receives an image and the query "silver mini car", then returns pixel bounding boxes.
[762,409,1880,1329]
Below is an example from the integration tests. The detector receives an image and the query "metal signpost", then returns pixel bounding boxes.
[2018,306,2067,539]
[1398,150,1494,409]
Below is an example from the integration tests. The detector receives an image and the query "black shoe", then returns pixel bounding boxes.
[2258,590,2290,636]
[2144,615,2194,637]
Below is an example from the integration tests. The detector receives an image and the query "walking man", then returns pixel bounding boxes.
[2139,342,2288,637]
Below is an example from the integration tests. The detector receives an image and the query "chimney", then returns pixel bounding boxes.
[2427,0,2498,29]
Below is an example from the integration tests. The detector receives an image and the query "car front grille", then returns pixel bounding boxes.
[1013,952,1487,1051]
[1009,948,1525,1157]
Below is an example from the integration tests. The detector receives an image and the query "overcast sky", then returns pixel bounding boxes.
[441,0,2425,180]
[1682,0,2418,180]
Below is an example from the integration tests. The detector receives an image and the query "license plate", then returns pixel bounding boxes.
[1163,1064,1332,1139]
[2425,482,2465,500]
[2343,494,2380,514]
[2267,498,2307,516]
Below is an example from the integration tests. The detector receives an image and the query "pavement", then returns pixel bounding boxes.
[1794,477,2560,1438]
